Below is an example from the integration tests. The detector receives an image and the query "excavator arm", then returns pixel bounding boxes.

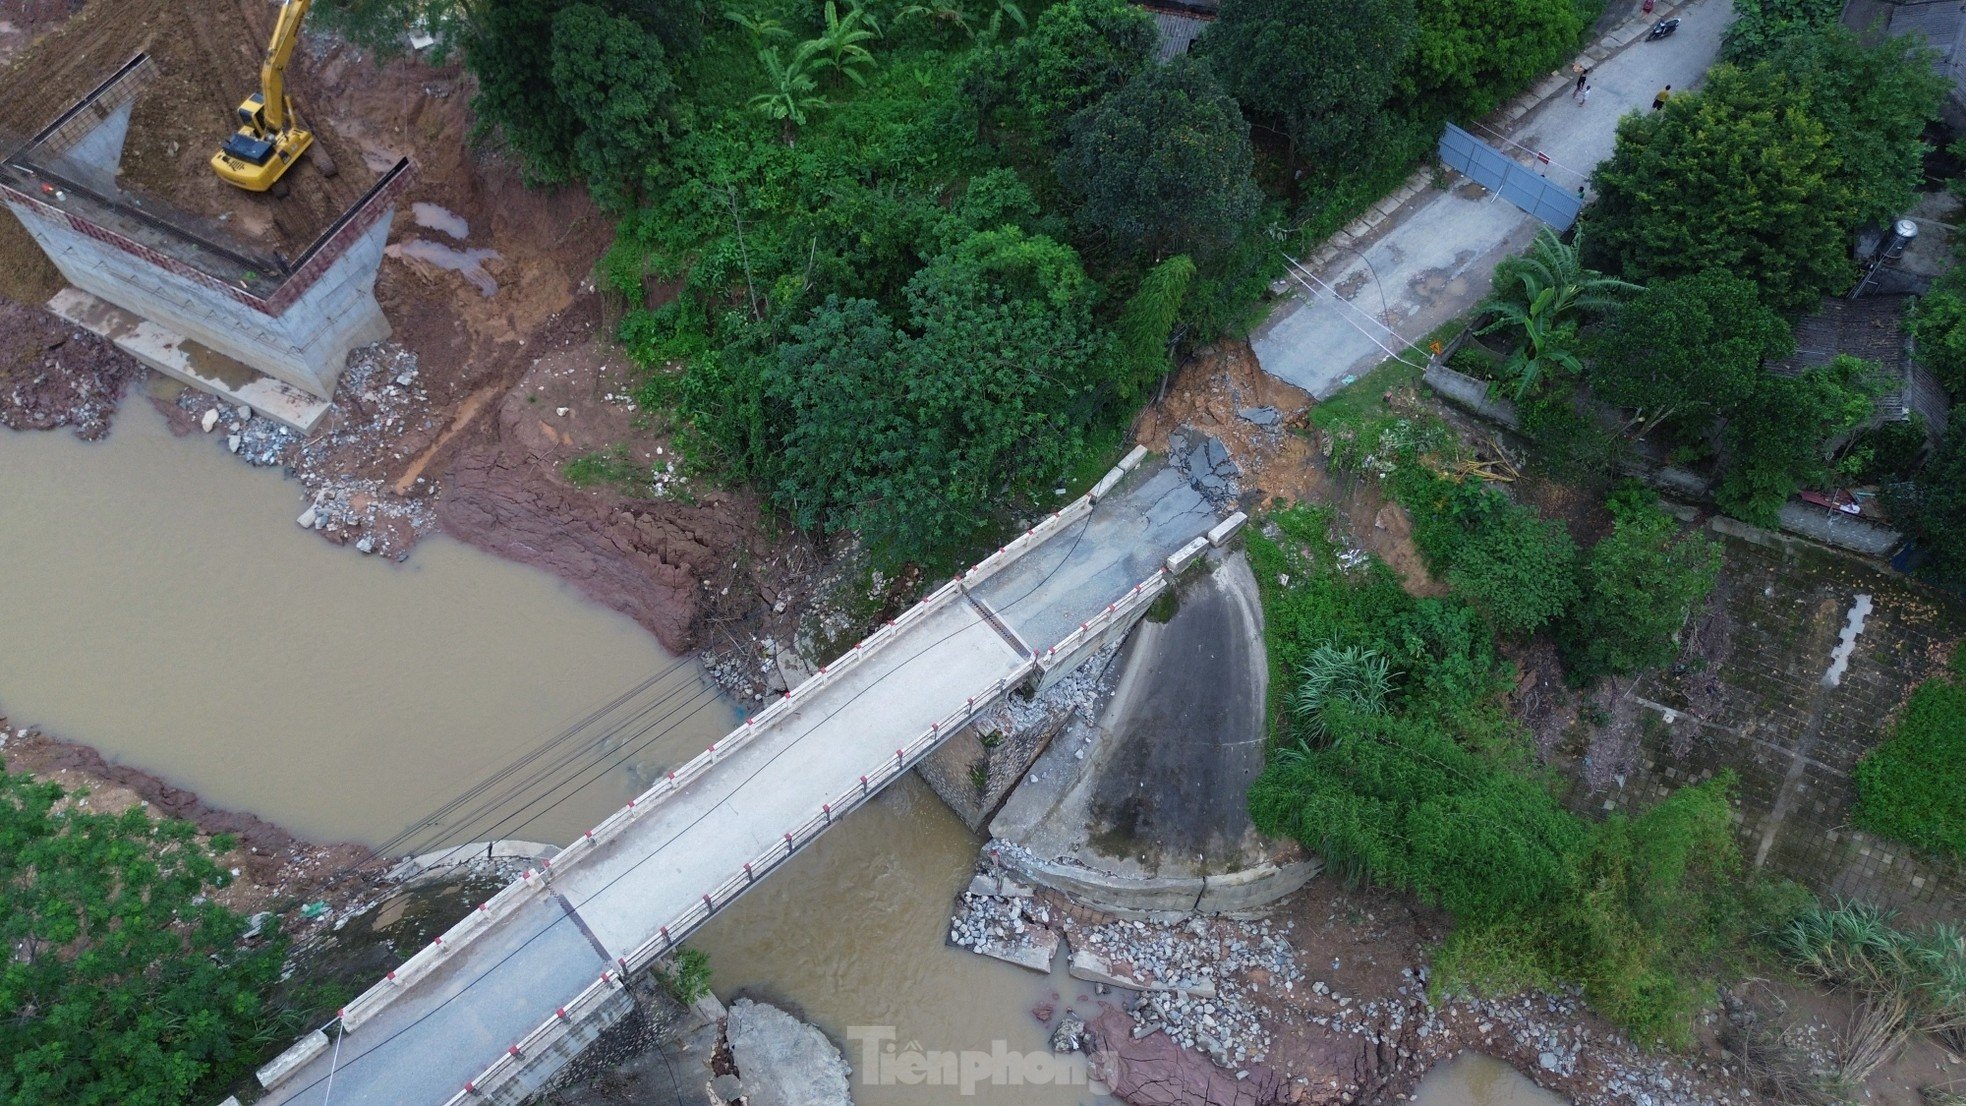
[257,0,311,134]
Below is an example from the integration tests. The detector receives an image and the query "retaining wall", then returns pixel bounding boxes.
[991,847,1322,919]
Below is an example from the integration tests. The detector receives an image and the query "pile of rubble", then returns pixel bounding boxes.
[947,884,1059,973]
[1070,914,1302,1071]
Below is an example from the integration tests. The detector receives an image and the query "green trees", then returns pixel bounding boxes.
[760,229,1114,563]
[1853,657,1966,859]
[1716,355,1880,526]
[1406,481,1580,637]
[967,0,1155,145]
[1904,431,1966,583]
[1560,491,1722,682]
[1193,0,1416,166]
[1412,0,1587,117]
[1720,0,1842,63]
[550,4,678,209]
[1479,227,1638,398]
[0,770,289,1104]
[1056,56,1263,262]
[468,0,685,206]
[1586,270,1794,441]
[1909,278,1966,397]
[748,44,829,138]
[1584,30,1942,312]
[1112,255,1197,400]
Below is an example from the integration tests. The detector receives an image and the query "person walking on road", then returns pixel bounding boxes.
[1579,83,1593,106]
[1573,66,1593,98]
[1652,84,1672,110]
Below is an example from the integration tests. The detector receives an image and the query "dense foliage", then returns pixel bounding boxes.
[1246,507,1750,1047]
[1559,489,1721,683]
[1057,56,1263,262]
[1585,270,1794,443]
[1584,27,1943,313]
[1853,657,1966,860]
[1193,0,1416,167]
[1909,274,1966,398]
[0,770,290,1105]
[1719,0,1842,63]
[1716,355,1881,526]
[754,228,1113,561]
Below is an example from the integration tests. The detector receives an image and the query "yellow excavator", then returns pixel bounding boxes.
[211,0,335,192]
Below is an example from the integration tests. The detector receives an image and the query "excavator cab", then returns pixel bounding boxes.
[211,0,325,192]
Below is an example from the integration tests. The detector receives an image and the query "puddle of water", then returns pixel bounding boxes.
[693,774,1115,1106]
[1411,1054,1568,1106]
[0,403,737,845]
[386,238,501,297]
[409,201,471,241]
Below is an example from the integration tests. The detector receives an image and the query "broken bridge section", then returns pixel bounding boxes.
[242,448,1244,1106]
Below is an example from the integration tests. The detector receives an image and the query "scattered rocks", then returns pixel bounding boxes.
[0,302,136,441]
[948,889,1059,972]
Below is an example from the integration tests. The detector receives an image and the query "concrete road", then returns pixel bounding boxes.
[970,465,1214,655]
[1251,0,1731,397]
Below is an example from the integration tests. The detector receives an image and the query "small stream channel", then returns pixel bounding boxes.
[0,396,1565,1106]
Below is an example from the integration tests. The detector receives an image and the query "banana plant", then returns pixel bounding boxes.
[748,43,830,143]
[808,0,880,86]
[724,7,794,47]
[1478,227,1638,399]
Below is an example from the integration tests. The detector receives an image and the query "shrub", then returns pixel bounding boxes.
[0,770,294,1104]
[1560,492,1722,683]
[657,946,714,1004]
[1853,664,1966,860]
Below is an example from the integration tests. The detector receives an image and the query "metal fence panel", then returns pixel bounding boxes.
[1437,123,1582,231]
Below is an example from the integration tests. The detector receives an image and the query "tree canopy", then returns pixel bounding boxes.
[1412,0,1587,117]
[1583,29,1942,312]
[0,770,289,1105]
[1560,490,1722,683]
[1585,270,1795,442]
[759,229,1116,563]
[1193,0,1416,166]
[1056,56,1264,262]
[1716,355,1880,526]
[970,0,1156,145]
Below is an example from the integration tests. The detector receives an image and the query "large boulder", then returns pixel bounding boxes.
[725,998,853,1106]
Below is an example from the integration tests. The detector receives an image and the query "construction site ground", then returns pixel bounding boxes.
[0,2,768,654]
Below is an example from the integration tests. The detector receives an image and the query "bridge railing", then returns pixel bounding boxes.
[320,524,1032,1047]
[437,663,1036,1106]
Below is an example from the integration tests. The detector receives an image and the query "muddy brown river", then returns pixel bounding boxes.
[0,399,1562,1106]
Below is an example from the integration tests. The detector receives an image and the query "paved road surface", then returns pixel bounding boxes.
[1252,0,1730,396]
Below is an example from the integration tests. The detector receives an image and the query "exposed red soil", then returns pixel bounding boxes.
[433,301,761,654]
[1139,341,1445,597]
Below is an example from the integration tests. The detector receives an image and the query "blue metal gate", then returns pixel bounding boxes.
[1437,123,1583,231]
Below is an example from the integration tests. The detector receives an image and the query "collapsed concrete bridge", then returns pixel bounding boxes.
[236,447,1244,1106]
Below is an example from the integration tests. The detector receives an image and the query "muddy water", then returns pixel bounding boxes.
[1412,1054,1569,1106]
[0,400,737,845]
[0,395,1559,1106]
[693,773,1115,1106]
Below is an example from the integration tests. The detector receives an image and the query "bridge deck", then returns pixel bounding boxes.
[252,461,1214,1106]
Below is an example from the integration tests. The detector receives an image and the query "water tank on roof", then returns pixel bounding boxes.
[1882,218,1918,261]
